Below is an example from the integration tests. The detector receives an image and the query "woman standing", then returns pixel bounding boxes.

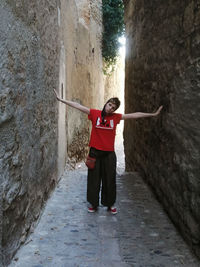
[54,90,163,214]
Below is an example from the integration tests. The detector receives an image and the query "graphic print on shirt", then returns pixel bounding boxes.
[95,117,114,130]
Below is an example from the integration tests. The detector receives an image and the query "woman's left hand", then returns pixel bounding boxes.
[154,106,163,116]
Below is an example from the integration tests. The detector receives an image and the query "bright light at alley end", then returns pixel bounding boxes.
[119,36,126,58]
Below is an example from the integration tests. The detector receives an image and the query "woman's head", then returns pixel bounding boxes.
[101,97,120,122]
[104,97,120,114]
[107,97,121,111]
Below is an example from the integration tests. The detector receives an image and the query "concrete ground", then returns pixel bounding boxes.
[9,167,200,266]
[9,132,200,267]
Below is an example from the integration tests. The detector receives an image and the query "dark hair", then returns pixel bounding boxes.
[101,97,121,124]
[107,97,121,109]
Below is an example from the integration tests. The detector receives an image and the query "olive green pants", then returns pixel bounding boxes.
[87,147,117,208]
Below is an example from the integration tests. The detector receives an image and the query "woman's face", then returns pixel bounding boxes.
[105,101,117,114]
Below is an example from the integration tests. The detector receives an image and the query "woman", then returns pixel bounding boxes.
[54,89,163,214]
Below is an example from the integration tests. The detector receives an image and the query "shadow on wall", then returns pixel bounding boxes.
[123,0,200,259]
[0,0,59,264]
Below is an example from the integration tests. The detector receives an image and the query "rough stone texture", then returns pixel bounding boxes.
[62,0,105,162]
[104,55,125,140]
[124,0,200,259]
[104,56,125,105]
[0,0,59,265]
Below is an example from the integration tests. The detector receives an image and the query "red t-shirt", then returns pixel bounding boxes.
[88,109,122,151]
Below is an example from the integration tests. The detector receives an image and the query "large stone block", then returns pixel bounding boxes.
[124,0,200,258]
[0,0,59,264]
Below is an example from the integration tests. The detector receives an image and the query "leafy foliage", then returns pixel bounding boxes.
[102,0,125,74]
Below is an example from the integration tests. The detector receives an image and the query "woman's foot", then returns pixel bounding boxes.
[88,206,97,213]
[107,206,117,214]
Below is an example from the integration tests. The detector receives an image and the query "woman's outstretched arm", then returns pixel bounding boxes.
[121,106,163,120]
[54,89,90,115]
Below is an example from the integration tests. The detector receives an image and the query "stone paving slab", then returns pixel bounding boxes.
[9,163,200,267]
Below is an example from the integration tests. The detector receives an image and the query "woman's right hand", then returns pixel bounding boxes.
[53,90,90,114]
[53,89,61,101]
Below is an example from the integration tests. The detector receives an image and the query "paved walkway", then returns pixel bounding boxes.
[9,160,199,266]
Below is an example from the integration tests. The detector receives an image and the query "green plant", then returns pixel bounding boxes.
[102,0,125,75]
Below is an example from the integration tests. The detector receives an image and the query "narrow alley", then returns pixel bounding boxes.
[2,1,200,265]
[9,137,199,267]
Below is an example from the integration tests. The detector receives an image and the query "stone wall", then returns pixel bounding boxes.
[0,0,60,264]
[124,0,200,258]
[104,55,125,141]
[63,0,105,162]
